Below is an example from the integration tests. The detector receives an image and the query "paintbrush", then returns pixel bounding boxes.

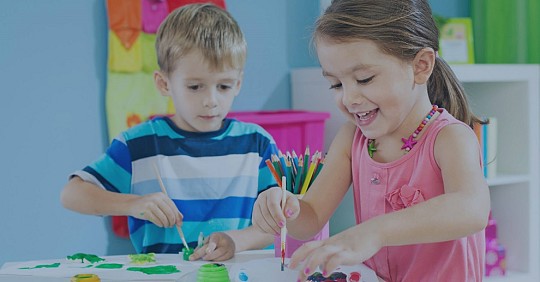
[152,163,191,252]
[280,175,287,271]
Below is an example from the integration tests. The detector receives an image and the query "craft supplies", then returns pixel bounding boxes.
[266,148,325,195]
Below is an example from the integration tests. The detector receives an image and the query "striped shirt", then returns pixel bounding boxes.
[73,116,278,253]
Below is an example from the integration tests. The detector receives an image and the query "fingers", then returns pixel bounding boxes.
[253,187,293,235]
[301,246,342,280]
[190,233,235,262]
[289,240,321,269]
[135,193,182,227]
[284,193,300,220]
[291,240,362,282]
[189,245,207,261]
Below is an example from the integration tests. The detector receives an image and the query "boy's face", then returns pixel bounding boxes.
[154,50,243,133]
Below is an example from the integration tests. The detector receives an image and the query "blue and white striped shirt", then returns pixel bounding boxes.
[73,117,278,253]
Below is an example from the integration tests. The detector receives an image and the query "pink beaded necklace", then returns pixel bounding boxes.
[367,105,438,158]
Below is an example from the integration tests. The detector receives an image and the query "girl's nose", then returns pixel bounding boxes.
[341,87,363,108]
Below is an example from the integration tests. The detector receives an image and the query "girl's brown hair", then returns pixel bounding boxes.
[314,0,483,128]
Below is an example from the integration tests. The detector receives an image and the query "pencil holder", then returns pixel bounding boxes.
[274,221,330,258]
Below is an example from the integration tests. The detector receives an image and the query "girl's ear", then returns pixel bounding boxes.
[154,71,170,97]
[412,48,436,85]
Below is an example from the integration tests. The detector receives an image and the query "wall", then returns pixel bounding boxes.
[0,0,468,265]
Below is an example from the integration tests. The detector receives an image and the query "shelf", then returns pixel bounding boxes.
[487,174,529,186]
[485,271,533,282]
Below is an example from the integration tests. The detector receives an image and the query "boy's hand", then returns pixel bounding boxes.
[251,186,300,236]
[189,232,235,261]
[129,192,183,228]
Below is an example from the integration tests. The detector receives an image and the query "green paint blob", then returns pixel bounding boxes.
[183,248,194,261]
[19,262,61,269]
[127,265,180,275]
[67,253,105,264]
[197,263,230,282]
[95,263,123,269]
[128,253,156,264]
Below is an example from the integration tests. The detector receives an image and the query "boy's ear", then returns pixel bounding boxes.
[412,48,436,85]
[234,71,244,96]
[154,71,170,97]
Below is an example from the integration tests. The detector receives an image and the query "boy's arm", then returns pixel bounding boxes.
[224,225,274,252]
[61,176,139,216]
[61,176,182,227]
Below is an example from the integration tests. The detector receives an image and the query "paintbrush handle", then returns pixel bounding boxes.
[152,163,191,251]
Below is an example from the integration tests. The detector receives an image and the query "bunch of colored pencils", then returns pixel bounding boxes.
[265,147,325,195]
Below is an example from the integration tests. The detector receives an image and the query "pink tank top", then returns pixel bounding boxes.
[351,109,485,281]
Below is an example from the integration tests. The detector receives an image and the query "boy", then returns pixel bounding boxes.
[61,3,277,261]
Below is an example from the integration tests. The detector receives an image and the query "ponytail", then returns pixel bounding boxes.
[428,57,486,128]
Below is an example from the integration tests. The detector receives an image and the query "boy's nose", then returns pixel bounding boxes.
[203,92,218,108]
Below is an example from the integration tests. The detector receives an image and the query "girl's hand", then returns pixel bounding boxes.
[129,192,183,228]
[251,186,300,235]
[289,226,383,282]
[189,232,235,261]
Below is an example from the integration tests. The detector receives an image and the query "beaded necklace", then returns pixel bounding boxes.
[367,105,438,158]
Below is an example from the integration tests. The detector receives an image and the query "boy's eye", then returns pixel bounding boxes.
[357,76,374,84]
[188,85,200,90]
[218,84,232,91]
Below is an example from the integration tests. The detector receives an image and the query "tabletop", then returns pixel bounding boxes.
[0,250,377,281]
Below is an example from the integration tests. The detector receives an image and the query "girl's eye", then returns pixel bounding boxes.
[329,83,342,90]
[357,76,374,84]
[188,85,200,90]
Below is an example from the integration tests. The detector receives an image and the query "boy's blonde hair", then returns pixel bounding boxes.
[155,3,246,74]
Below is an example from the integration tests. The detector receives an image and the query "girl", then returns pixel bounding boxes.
[252,0,490,281]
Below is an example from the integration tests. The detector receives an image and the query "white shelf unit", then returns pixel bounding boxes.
[291,64,540,281]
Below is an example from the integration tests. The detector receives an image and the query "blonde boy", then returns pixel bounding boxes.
[62,4,278,261]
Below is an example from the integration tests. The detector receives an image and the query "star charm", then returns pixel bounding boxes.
[367,139,377,158]
[401,135,417,151]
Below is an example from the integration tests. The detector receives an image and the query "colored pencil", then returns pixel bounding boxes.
[266,159,282,187]
[265,148,325,195]
[152,163,191,252]
[293,160,303,194]
[300,153,318,194]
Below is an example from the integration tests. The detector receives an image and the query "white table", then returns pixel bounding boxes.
[0,250,377,281]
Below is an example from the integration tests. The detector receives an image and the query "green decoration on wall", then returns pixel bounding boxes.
[472,0,539,63]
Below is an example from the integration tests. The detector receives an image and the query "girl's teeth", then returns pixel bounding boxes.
[357,111,371,120]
